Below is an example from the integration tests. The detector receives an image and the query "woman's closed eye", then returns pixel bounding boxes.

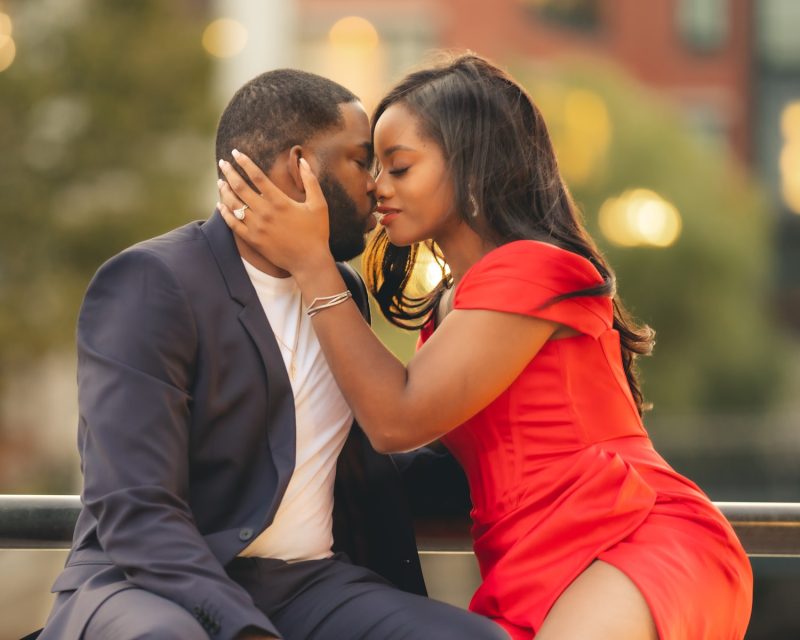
[388,167,409,176]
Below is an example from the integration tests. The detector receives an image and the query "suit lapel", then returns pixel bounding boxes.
[200,211,296,510]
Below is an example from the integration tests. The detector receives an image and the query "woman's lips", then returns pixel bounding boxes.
[376,206,400,226]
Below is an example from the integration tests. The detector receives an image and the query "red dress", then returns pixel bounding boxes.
[419,240,752,640]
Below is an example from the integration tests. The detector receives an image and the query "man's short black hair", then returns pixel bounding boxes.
[215,69,359,177]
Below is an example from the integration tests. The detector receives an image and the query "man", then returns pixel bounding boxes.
[38,70,507,639]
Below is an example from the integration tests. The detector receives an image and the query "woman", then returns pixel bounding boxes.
[216,54,752,639]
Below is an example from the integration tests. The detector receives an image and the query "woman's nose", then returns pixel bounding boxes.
[375,170,392,200]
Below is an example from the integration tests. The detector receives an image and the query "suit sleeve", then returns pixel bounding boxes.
[77,248,279,640]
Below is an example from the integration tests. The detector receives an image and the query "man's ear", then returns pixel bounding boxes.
[286,146,305,196]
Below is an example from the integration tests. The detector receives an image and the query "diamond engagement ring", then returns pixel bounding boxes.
[233,204,248,221]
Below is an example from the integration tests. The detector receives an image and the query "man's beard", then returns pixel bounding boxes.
[318,171,372,262]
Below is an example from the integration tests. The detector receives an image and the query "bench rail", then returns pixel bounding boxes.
[1,495,799,557]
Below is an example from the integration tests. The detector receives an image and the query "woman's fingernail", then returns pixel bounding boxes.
[299,158,309,169]
[217,179,224,189]
[218,159,226,169]
[216,202,221,210]
[232,148,241,157]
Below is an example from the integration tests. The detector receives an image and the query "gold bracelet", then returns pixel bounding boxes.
[307,290,353,317]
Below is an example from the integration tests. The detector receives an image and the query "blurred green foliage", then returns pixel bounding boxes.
[0,0,216,374]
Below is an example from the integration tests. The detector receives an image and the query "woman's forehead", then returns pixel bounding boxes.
[373,103,423,150]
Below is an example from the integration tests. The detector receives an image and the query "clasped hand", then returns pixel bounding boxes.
[217,150,333,276]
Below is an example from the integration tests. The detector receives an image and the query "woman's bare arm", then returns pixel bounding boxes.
[217,152,558,452]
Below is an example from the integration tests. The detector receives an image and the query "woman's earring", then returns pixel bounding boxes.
[469,192,479,218]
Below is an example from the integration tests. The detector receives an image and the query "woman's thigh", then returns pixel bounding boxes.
[535,560,658,640]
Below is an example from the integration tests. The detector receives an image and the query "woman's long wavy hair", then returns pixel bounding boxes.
[363,53,655,414]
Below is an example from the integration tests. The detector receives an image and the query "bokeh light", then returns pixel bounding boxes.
[0,36,15,73]
[0,12,14,72]
[328,16,380,51]
[423,255,449,291]
[780,100,800,214]
[598,188,682,248]
[202,18,248,58]
[560,89,612,184]
[322,16,383,110]
[0,12,11,36]
[411,244,450,293]
[537,84,612,186]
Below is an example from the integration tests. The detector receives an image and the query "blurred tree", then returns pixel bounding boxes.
[0,0,216,385]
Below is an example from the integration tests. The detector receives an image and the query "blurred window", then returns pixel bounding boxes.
[676,0,729,53]
[522,0,600,32]
[756,0,800,70]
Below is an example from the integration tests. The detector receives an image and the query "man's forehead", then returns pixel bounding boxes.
[319,101,370,146]
[340,99,368,123]
[301,103,370,166]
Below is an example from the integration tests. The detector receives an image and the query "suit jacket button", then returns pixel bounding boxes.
[239,527,254,541]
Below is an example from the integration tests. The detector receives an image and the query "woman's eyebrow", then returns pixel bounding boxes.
[382,144,416,157]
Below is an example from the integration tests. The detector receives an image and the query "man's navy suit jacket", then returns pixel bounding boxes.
[39,212,428,639]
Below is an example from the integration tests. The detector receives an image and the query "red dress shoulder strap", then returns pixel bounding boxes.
[453,240,613,337]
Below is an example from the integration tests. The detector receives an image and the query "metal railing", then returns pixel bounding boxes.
[1,495,799,557]
[0,495,80,549]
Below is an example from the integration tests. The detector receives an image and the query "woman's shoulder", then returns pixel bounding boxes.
[460,240,604,291]
[453,240,612,336]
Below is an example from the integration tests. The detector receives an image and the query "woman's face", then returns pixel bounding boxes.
[373,103,458,246]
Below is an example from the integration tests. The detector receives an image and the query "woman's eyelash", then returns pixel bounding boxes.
[389,167,409,176]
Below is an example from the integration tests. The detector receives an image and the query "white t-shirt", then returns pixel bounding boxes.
[238,259,353,562]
